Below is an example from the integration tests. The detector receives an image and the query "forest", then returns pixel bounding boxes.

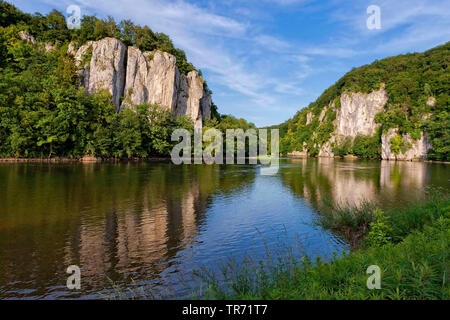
[0,1,253,159]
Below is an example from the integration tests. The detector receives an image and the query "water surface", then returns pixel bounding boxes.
[0,158,448,299]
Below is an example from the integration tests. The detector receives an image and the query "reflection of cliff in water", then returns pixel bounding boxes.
[279,158,433,210]
[0,163,256,297]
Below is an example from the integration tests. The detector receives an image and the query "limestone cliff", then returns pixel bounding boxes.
[381,128,431,161]
[69,38,127,110]
[336,89,388,138]
[288,87,432,161]
[69,38,211,125]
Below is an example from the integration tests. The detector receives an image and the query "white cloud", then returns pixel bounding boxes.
[254,35,290,51]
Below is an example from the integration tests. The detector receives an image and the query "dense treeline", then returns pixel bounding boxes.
[278,42,450,161]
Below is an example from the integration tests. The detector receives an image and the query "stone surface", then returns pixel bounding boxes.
[287,150,308,157]
[123,48,178,110]
[336,88,388,138]
[313,87,432,160]
[381,128,432,161]
[306,112,313,125]
[123,46,211,124]
[18,30,36,45]
[426,96,436,107]
[88,38,127,109]
[70,38,127,110]
[318,139,334,158]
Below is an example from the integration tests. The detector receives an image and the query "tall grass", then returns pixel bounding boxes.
[315,200,376,249]
[195,191,449,300]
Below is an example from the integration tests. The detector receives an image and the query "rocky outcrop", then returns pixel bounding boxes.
[318,139,334,158]
[69,39,211,125]
[381,128,431,161]
[307,86,431,161]
[70,38,127,110]
[123,47,178,110]
[18,30,36,45]
[287,150,308,157]
[336,88,388,138]
[18,30,56,52]
[123,46,210,127]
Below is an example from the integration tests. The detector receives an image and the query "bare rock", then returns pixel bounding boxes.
[123,46,211,125]
[18,30,36,45]
[70,38,126,110]
[381,128,431,161]
[88,38,127,109]
[336,88,388,138]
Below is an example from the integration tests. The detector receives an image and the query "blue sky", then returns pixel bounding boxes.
[9,0,450,127]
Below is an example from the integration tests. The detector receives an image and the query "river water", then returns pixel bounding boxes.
[0,158,448,299]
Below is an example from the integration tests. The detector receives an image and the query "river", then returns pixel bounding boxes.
[0,158,448,299]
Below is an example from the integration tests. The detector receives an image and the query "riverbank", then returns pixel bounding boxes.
[198,193,449,299]
[284,154,450,164]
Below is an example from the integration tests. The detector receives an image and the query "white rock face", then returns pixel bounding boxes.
[19,31,55,52]
[18,31,36,45]
[185,71,206,127]
[381,128,431,161]
[70,38,127,110]
[306,112,313,125]
[123,46,211,125]
[68,38,214,126]
[301,87,432,161]
[318,139,334,158]
[89,38,127,109]
[124,48,177,110]
[426,97,436,107]
[336,89,388,138]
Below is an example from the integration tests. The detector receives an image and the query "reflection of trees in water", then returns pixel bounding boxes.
[279,158,431,211]
[0,162,256,298]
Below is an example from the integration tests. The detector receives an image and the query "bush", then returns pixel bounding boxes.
[366,209,393,247]
[332,137,352,158]
[352,133,381,159]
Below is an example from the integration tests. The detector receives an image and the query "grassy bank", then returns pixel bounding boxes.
[197,192,449,299]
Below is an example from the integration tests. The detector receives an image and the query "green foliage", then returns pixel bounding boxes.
[198,196,450,300]
[332,137,353,158]
[278,42,450,161]
[0,1,196,75]
[352,132,381,159]
[203,114,257,156]
[390,134,407,155]
[0,2,228,159]
[0,23,194,158]
[366,209,393,247]
[316,200,377,248]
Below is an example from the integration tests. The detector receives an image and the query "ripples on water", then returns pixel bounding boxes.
[0,159,448,299]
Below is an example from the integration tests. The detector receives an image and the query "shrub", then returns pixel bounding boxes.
[366,209,393,247]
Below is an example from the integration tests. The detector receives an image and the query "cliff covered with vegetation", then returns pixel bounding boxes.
[278,42,449,161]
[0,1,258,159]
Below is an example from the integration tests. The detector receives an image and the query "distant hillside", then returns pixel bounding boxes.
[277,42,449,161]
